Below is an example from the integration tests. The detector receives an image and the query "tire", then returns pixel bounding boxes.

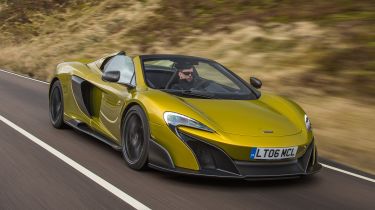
[49,80,66,129]
[122,105,149,170]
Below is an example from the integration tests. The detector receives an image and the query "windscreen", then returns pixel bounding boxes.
[142,56,258,100]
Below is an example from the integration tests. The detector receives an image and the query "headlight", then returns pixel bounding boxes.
[163,112,213,132]
[304,114,312,131]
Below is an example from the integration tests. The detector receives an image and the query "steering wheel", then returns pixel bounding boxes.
[193,79,210,90]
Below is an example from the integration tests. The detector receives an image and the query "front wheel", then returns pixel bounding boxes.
[49,80,66,129]
[122,105,149,170]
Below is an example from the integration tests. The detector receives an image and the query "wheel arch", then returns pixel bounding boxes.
[120,100,176,169]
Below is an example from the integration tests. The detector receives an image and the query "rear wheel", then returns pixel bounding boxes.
[49,80,66,128]
[122,105,149,170]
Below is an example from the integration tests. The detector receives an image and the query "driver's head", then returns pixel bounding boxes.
[175,62,194,83]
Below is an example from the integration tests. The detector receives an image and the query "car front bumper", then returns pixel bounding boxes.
[148,133,322,179]
[149,162,322,180]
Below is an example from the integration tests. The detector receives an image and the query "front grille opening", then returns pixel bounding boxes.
[186,140,217,169]
[308,144,318,170]
[178,131,239,174]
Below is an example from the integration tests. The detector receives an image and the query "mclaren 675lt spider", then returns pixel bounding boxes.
[49,51,321,179]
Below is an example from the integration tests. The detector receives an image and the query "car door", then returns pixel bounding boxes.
[89,54,136,143]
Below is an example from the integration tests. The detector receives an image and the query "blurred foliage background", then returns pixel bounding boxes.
[0,0,374,174]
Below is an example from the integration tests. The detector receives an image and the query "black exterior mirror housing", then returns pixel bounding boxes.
[102,71,120,83]
[250,77,262,89]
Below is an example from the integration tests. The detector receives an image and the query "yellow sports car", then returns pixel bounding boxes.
[49,51,321,179]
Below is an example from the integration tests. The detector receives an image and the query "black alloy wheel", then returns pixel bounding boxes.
[49,80,66,128]
[122,105,149,170]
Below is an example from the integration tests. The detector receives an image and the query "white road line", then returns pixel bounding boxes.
[321,163,375,183]
[1,69,375,183]
[0,115,151,210]
[0,69,49,84]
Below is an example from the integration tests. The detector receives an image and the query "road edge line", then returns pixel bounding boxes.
[0,114,151,210]
[321,163,374,183]
[0,69,49,84]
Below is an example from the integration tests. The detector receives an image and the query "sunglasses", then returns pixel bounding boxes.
[181,71,193,76]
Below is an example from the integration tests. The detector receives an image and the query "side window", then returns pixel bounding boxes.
[103,55,135,85]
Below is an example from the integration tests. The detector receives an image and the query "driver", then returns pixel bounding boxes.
[171,62,197,90]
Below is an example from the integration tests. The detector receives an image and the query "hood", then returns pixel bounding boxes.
[179,98,301,136]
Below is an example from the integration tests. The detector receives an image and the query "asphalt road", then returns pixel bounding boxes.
[0,70,374,210]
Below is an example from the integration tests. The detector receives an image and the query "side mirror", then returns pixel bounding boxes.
[102,71,120,83]
[250,77,262,89]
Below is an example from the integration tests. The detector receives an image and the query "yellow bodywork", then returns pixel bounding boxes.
[52,54,314,171]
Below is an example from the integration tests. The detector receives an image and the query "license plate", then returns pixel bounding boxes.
[250,146,298,160]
